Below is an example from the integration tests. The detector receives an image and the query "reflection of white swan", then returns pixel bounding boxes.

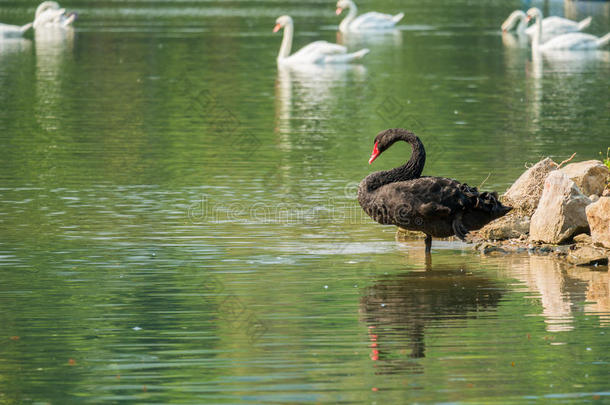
[337,29,403,47]
[275,63,366,149]
[273,16,369,65]
[0,38,32,60]
[528,8,610,51]
[501,31,529,49]
[276,63,367,122]
[502,9,592,43]
[336,0,403,33]
[34,1,76,29]
[35,25,74,132]
[526,50,543,131]
[0,23,32,39]
[543,49,610,72]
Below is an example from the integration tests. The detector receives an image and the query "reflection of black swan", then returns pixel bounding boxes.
[360,269,503,369]
[357,129,512,252]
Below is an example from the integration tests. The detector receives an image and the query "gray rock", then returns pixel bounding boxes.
[560,160,609,197]
[530,171,591,244]
[585,197,610,249]
[502,158,558,215]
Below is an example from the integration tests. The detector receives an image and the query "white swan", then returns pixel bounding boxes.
[34,1,76,29]
[274,15,369,65]
[502,9,592,43]
[0,23,33,39]
[527,8,610,51]
[336,0,404,32]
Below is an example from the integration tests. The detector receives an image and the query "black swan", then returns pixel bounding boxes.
[357,129,512,252]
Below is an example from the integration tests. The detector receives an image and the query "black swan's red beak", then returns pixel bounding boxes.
[368,141,380,164]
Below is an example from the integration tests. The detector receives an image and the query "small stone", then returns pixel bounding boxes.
[573,233,592,244]
[481,245,507,254]
[566,245,609,266]
[589,195,599,202]
[554,245,571,255]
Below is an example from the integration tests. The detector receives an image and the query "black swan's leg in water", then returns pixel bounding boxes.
[424,250,432,270]
[452,212,468,241]
[424,234,432,253]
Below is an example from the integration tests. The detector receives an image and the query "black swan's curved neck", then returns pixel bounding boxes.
[363,130,426,192]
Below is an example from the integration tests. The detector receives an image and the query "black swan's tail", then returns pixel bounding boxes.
[459,184,512,218]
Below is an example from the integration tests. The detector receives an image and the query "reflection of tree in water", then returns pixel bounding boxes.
[360,268,504,374]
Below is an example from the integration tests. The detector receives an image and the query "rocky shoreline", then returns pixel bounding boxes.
[398,156,610,268]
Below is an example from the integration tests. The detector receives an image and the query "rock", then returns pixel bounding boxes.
[476,214,530,241]
[530,171,592,244]
[560,160,609,196]
[590,195,599,202]
[573,233,592,244]
[585,197,610,249]
[603,188,610,197]
[502,158,558,215]
[566,245,609,266]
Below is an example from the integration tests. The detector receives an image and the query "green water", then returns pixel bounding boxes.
[1,0,609,403]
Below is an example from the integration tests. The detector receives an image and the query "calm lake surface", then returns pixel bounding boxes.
[1,0,610,403]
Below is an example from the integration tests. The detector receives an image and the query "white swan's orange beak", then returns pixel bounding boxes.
[368,141,380,164]
[273,23,281,33]
[336,7,343,15]
[526,15,532,22]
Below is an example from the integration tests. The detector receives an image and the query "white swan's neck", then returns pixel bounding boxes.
[278,21,293,61]
[515,11,527,33]
[503,10,527,32]
[339,0,358,32]
[531,8,543,50]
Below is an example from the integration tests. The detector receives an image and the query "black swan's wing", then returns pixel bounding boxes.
[368,177,510,229]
